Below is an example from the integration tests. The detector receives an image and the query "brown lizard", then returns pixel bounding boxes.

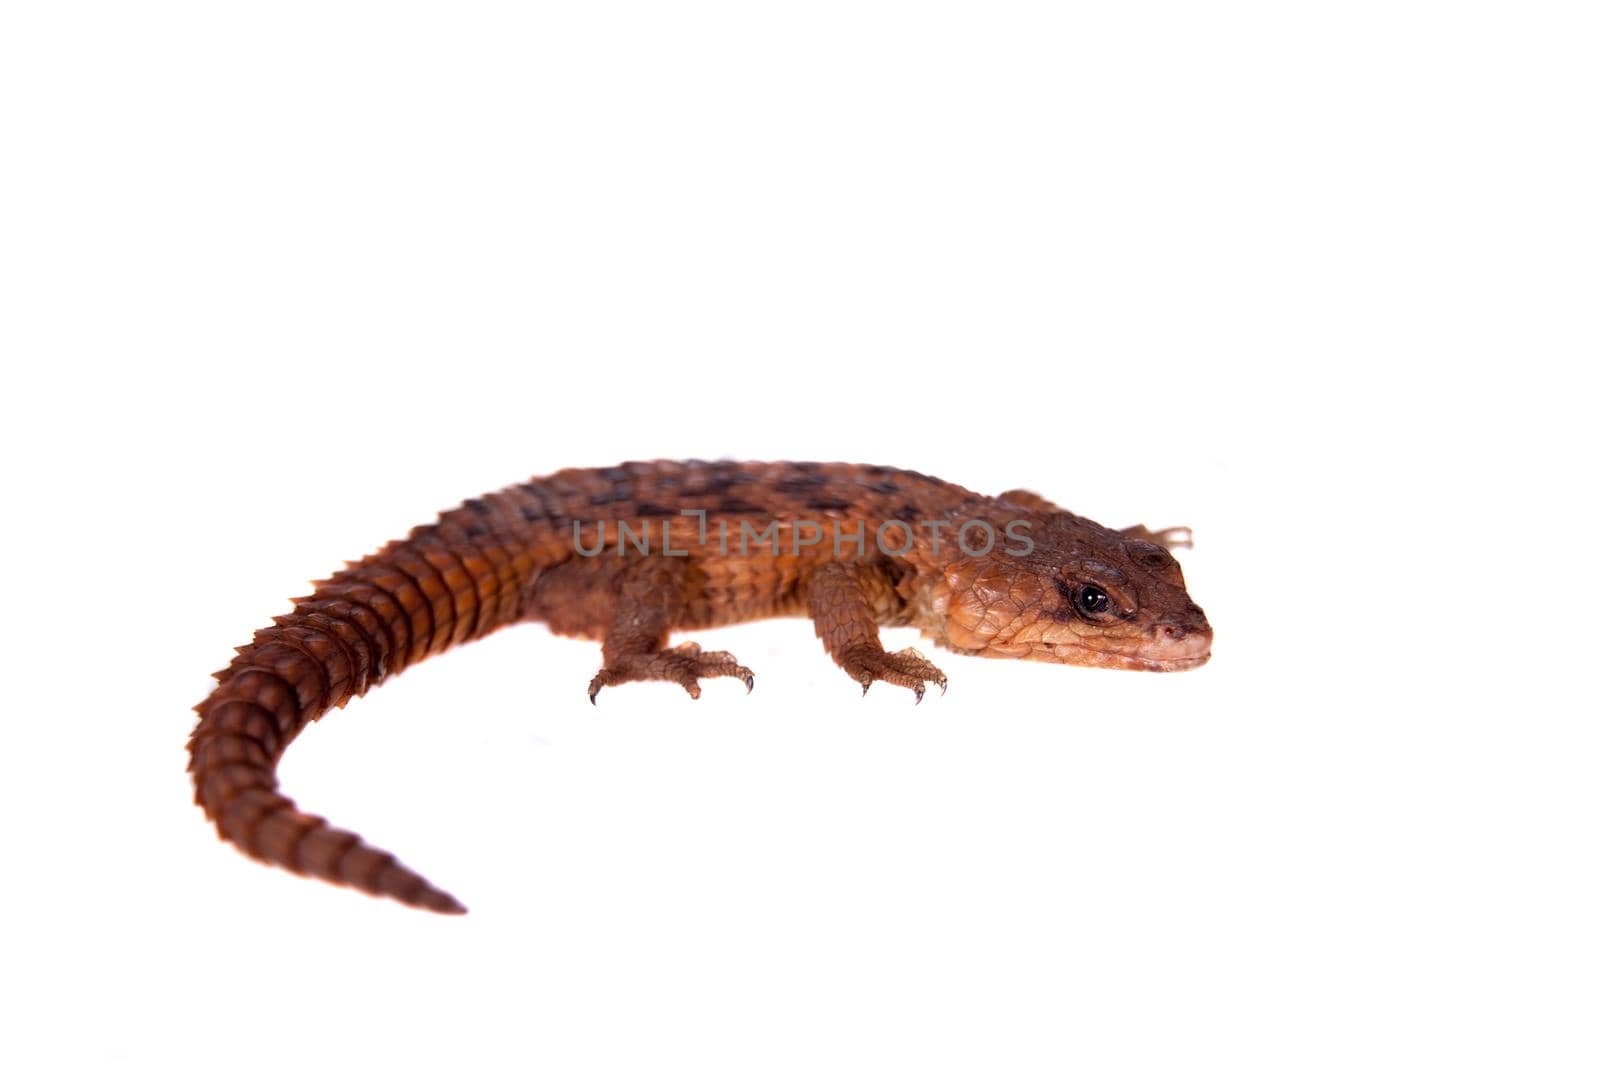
[190,460,1212,913]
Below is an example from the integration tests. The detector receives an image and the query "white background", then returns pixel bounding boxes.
[3,2,1595,1064]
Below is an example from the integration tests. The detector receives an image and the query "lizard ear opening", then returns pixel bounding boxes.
[937,559,1048,652]
[936,560,992,651]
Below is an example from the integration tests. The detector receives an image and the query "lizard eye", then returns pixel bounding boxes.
[1077,585,1111,615]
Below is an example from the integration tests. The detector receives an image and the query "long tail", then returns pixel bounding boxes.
[189,494,555,914]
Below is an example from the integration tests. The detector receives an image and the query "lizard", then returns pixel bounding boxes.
[189,460,1212,914]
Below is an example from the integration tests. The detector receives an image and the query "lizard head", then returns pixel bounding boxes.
[931,512,1212,671]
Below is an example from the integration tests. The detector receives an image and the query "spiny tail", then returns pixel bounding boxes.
[190,495,552,914]
[189,665,466,913]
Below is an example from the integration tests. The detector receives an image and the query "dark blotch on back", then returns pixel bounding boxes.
[776,476,828,495]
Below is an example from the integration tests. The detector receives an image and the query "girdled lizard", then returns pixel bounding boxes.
[190,460,1211,913]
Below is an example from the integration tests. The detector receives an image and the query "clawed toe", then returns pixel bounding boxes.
[587,642,756,703]
[1148,526,1193,550]
[1124,524,1194,550]
[849,647,948,703]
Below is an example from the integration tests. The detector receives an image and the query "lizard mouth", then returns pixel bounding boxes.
[1034,628,1213,672]
[1097,647,1210,672]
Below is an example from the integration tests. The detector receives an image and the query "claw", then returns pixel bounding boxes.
[848,646,947,701]
[588,645,753,702]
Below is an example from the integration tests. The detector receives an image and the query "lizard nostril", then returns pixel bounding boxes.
[1161,624,1188,641]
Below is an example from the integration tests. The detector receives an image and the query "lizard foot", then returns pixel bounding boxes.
[1120,524,1194,550]
[843,647,948,704]
[587,642,755,704]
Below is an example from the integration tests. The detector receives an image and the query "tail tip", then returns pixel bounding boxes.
[386,870,468,915]
[419,889,469,916]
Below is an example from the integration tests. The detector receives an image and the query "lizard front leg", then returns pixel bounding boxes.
[806,560,947,703]
[1119,524,1194,550]
[585,557,754,703]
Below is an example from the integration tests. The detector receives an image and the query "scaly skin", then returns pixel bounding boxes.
[190,460,1211,913]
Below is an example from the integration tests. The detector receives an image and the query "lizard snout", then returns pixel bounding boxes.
[1144,608,1212,668]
